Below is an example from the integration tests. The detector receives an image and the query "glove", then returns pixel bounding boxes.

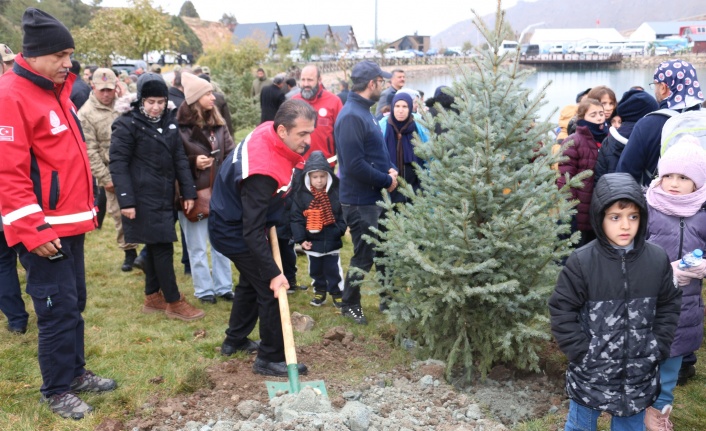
[671,260,706,286]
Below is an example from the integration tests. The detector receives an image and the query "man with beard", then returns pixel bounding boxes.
[251,67,272,100]
[293,64,343,163]
[333,61,397,325]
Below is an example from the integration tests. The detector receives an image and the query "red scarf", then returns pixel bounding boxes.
[308,187,336,227]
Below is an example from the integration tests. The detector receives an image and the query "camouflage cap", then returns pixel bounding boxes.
[1,44,16,62]
[92,68,117,90]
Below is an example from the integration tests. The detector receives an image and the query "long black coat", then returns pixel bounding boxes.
[109,109,196,244]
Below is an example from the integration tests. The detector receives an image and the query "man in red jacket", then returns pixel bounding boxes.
[293,64,343,164]
[0,8,116,420]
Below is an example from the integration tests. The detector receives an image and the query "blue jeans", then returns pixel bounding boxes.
[178,213,232,298]
[565,400,645,431]
[341,204,383,306]
[654,356,682,410]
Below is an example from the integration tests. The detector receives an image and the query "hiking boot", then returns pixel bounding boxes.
[165,295,205,321]
[40,392,93,420]
[332,295,343,309]
[644,405,673,431]
[70,370,117,393]
[142,291,167,314]
[341,304,368,325]
[677,364,696,386]
[310,293,326,307]
[121,249,137,272]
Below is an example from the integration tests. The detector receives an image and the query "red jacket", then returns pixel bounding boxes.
[0,55,95,250]
[556,125,599,232]
[293,87,342,163]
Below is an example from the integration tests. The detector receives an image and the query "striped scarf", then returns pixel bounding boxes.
[308,188,336,227]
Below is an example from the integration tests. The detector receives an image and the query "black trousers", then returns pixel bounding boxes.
[143,243,181,302]
[278,237,297,285]
[224,252,283,362]
[308,253,343,295]
[15,234,86,396]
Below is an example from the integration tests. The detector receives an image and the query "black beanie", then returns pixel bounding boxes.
[136,73,169,101]
[22,8,74,57]
[616,89,659,123]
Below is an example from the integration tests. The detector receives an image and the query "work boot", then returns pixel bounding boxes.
[121,249,137,272]
[677,363,696,386]
[165,295,205,321]
[40,392,93,420]
[644,405,673,431]
[142,291,168,314]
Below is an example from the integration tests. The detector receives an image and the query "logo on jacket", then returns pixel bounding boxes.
[0,126,13,141]
[49,111,68,135]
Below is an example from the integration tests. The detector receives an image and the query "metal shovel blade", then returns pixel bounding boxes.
[265,364,327,398]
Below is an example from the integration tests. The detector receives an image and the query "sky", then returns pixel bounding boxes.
[91,0,536,44]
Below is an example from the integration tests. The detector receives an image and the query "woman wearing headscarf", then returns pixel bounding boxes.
[176,73,235,304]
[110,73,204,321]
[378,91,429,203]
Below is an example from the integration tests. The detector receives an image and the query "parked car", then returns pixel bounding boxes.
[287,49,303,62]
[654,46,671,56]
[410,50,425,57]
[319,53,336,61]
[392,50,416,59]
[521,44,540,56]
[425,48,439,56]
[443,49,462,57]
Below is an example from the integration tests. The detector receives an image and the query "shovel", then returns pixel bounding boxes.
[265,226,328,398]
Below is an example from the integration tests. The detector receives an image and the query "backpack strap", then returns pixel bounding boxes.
[645,108,678,119]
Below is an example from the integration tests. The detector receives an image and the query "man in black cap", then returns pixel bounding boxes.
[0,8,116,420]
[333,61,398,325]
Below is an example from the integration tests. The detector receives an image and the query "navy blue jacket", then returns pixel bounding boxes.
[617,101,701,186]
[334,92,394,205]
[593,122,635,184]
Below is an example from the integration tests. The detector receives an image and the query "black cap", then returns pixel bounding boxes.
[575,88,591,103]
[22,8,74,57]
[351,61,392,84]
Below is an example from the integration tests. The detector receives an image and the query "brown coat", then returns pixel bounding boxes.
[176,104,235,191]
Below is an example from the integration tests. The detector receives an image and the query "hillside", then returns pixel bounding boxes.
[432,0,706,48]
[181,16,232,49]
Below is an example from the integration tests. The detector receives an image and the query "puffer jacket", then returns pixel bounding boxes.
[109,106,196,244]
[593,123,635,185]
[549,173,682,416]
[556,125,599,231]
[290,151,346,253]
[647,204,706,357]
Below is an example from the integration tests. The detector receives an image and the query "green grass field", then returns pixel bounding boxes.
[0,218,704,430]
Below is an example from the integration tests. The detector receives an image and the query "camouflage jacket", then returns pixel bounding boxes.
[77,92,123,186]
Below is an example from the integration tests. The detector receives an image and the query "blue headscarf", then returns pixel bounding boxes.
[385,92,422,168]
[653,59,704,110]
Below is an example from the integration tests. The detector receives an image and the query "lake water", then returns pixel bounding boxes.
[406,66,706,124]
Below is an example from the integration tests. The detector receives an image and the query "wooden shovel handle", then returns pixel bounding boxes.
[269,227,298,366]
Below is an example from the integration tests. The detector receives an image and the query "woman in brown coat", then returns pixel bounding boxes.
[177,73,235,304]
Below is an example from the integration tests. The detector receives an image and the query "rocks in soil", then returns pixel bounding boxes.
[291,312,315,332]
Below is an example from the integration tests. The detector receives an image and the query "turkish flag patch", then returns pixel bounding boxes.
[0,126,14,141]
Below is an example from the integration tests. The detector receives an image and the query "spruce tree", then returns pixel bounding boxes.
[368,1,587,383]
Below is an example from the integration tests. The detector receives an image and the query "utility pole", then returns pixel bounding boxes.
[374,0,378,46]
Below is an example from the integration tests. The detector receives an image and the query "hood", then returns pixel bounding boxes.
[616,89,659,123]
[303,150,335,192]
[590,173,648,250]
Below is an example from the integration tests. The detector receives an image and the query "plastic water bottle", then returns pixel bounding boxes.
[679,249,704,269]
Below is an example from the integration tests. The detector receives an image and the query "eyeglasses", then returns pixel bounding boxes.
[648,82,661,89]
[375,78,385,85]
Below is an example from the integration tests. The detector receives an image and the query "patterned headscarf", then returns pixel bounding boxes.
[653,59,704,110]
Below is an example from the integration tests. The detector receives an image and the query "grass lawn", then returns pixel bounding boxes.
[1,218,705,430]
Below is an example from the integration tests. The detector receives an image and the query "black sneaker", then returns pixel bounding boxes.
[218,291,235,301]
[341,304,368,325]
[221,339,260,356]
[331,295,343,309]
[252,357,308,377]
[310,293,326,307]
[41,392,93,420]
[70,370,117,393]
[299,284,309,291]
[198,295,217,304]
[287,285,297,295]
